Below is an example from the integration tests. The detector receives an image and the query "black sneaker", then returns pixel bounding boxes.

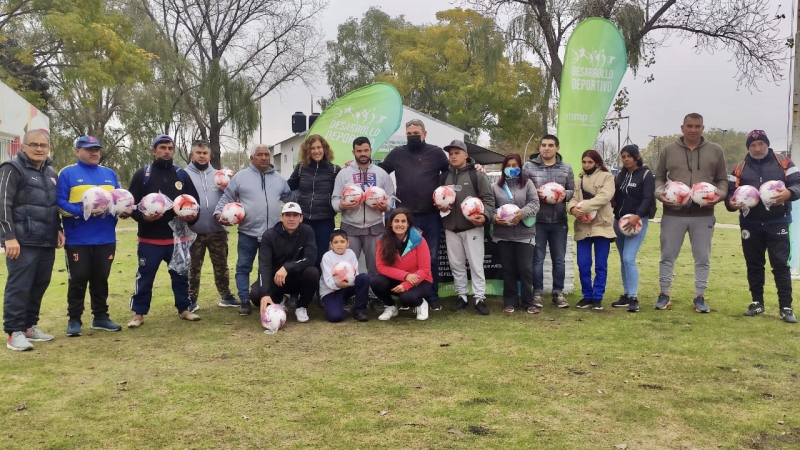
[286,295,298,310]
[475,300,490,316]
[369,296,385,313]
[427,298,443,311]
[218,294,240,308]
[627,298,639,313]
[451,295,468,312]
[612,294,630,308]
[239,302,252,316]
[780,307,797,323]
[353,310,368,322]
[654,293,671,310]
[591,301,604,311]
[343,296,356,312]
[576,298,593,309]
[743,302,765,317]
[189,300,200,313]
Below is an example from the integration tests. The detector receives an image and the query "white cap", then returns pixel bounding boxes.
[282,202,302,214]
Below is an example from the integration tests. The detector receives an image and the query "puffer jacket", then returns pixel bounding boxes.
[725,148,800,225]
[376,227,433,291]
[522,152,575,223]
[288,159,341,220]
[567,170,615,241]
[491,176,539,243]
[440,158,496,232]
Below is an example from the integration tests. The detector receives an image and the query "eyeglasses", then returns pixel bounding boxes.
[24,142,50,149]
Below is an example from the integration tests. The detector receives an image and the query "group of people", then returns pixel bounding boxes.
[2,113,797,351]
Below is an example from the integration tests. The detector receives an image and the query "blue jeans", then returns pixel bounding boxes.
[129,243,191,315]
[3,246,55,333]
[235,232,260,303]
[576,237,612,300]
[614,218,649,297]
[413,211,441,301]
[305,217,335,268]
[533,222,568,292]
[321,273,370,322]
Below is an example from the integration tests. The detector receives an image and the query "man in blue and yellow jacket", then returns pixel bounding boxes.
[57,136,125,336]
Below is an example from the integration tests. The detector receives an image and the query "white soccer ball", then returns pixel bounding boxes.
[575,200,597,224]
[342,184,365,206]
[261,304,287,334]
[663,181,692,206]
[364,186,388,208]
[460,196,484,219]
[110,189,135,216]
[496,203,520,222]
[540,182,566,204]
[332,261,356,287]
[690,182,721,207]
[172,194,199,217]
[731,185,760,208]
[213,169,232,191]
[617,214,643,237]
[82,187,113,215]
[220,202,245,224]
[139,193,171,217]
[759,180,786,207]
[433,185,457,207]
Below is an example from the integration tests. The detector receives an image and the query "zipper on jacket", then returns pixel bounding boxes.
[310,163,319,219]
[201,170,209,208]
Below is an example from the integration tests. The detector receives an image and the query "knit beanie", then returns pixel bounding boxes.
[746,130,769,148]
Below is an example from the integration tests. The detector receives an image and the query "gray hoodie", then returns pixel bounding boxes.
[491,177,540,243]
[214,163,292,238]
[185,162,226,235]
[332,162,395,228]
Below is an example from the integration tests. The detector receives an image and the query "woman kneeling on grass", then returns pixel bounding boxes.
[492,153,540,314]
[568,150,616,310]
[370,209,433,321]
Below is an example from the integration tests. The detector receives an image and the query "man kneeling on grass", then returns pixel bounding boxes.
[250,202,319,323]
[319,229,370,322]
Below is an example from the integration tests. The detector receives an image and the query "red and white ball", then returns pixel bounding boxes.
[690,182,721,206]
[173,194,199,217]
[662,181,692,206]
[82,187,113,215]
[139,193,171,217]
[364,186,388,208]
[220,202,245,224]
[617,214,643,237]
[460,196,484,219]
[332,261,356,287]
[575,200,597,224]
[261,304,287,334]
[759,180,786,207]
[496,203,520,222]
[731,185,760,208]
[213,169,233,191]
[110,189,135,216]
[342,184,365,206]
[433,185,457,208]
[539,182,566,204]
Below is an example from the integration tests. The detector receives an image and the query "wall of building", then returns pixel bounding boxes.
[0,82,50,163]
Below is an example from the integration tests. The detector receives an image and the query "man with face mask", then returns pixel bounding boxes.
[378,119,449,310]
[126,134,201,328]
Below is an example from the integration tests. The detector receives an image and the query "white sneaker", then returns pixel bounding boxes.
[25,325,54,342]
[378,305,398,321]
[7,331,33,351]
[295,307,309,323]
[415,299,429,321]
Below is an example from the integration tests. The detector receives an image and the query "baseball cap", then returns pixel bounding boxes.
[75,136,103,149]
[282,202,302,214]
[152,134,174,147]
[444,139,467,152]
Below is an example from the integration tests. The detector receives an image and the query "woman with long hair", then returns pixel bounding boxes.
[288,134,341,267]
[492,153,541,313]
[610,144,655,313]
[370,209,433,321]
[567,150,616,310]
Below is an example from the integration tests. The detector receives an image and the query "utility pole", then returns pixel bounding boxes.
[721,129,728,151]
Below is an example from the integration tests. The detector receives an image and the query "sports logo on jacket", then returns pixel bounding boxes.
[352,172,376,188]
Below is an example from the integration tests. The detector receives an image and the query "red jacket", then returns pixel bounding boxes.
[375,227,433,291]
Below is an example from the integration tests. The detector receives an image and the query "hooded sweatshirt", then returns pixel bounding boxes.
[185,162,226,235]
[522,152,575,223]
[379,142,449,214]
[654,136,728,217]
[613,165,656,220]
[440,157,496,232]
[214,163,292,238]
[332,162,395,228]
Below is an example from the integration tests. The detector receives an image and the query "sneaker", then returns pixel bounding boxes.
[127,315,144,328]
[503,306,515,314]
[416,300,429,321]
[612,294,630,308]
[286,295,298,310]
[218,294,240,308]
[398,306,410,311]
[353,310,369,322]
[91,318,122,332]
[239,302,252,316]
[627,298,639,313]
[180,311,202,321]
[576,298,593,309]
[654,294,671,310]
[552,292,569,308]
[526,306,541,314]
[533,292,544,308]
[66,320,82,337]
[693,295,710,313]
[295,307,309,323]
[7,332,33,351]
[451,295,469,312]
[591,301,604,311]
[25,325,54,342]
[475,300,490,316]
[343,296,356,313]
[427,298,442,311]
[369,296,385,313]
[780,307,797,323]
[743,302,765,317]
[188,301,200,313]
[378,305,398,321]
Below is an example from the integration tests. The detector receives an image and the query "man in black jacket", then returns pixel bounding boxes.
[726,130,799,323]
[251,202,319,324]
[127,134,201,328]
[1,130,65,351]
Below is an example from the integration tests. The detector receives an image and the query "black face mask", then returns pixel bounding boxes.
[584,166,597,176]
[194,162,209,171]
[407,135,424,151]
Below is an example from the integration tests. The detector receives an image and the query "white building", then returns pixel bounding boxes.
[0,82,50,163]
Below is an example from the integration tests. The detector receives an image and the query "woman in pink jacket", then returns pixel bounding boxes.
[370,208,433,321]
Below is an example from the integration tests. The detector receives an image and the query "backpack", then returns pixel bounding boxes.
[732,153,790,187]
[142,164,187,185]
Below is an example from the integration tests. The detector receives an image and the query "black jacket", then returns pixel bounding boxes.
[379,142,449,214]
[725,149,800,224]
[614,165,656,219]
[257,222,317,295]
[129,159,199,240]
[288,160,340,220]
[0,152,60,247]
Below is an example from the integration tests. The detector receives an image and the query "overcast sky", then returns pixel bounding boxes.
[259,0,796,153]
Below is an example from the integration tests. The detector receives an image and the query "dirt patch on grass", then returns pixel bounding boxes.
[744,427,800,449]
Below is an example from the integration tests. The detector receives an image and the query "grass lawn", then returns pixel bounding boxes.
[1,207,799,449]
